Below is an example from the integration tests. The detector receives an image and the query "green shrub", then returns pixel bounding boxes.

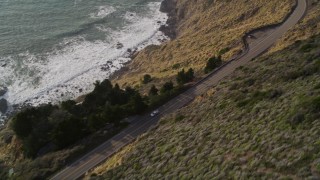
[161,81,174,94]
[204,56,222,74]
[11,105,57,139]
[316,163,320,172]
[176,68,194,85]
[235,89,282,108]
[287,96,320,126]
[288,113,305,126]
[236,99,251,108]
[172,63,181,70]
[244,78,255,87]
[91,173,98,177]
[301,64,320,76]
[149,86,184,109]
[10,104,59,157]
[142,74,153,84]
[229,83,239,91]
[300,43,317,52]
[149,85,159,96]
[310,96,320,113]
[175,115,185,122]
[314,83,320,90]
[282,61,319,81]
[128,94,148,114]
[282,71,303,80]
[218,47,230,56]
[52,116,88,148]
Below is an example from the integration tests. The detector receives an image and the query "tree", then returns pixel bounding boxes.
[204,56,222,73]
[102,105,124,125]
[161,81,174,94]
[186,68,194,81]
[142,74,152,84]
[109,84,127,105]
[149,85,159,96]
[22,134,41,158]
[87,114,105,132]
[11,110,33,139]
[82,93,99,111]
[129,94,147,114]
[125,86,137,97]
[176,69,186,85]
[52,116,87,148]
[11,104,56,139]
[91,79,113,98]
[176,68,194,85]
[61,100,80,115]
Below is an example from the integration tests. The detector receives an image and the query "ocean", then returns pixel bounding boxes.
[0,0,168,123]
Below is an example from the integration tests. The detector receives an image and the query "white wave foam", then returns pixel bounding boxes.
[95,24,112,32]
[124,12,138,22]
[89,6,116,19]
[3,2,168,109]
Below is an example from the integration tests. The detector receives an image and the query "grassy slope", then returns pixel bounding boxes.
[88,2,320,179]
[93,34,320,180]
[113,0,294,90]
[0,0,303,179]
[270,0,320,53]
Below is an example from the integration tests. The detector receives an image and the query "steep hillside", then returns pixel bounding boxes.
[271,0,320,53]
[0,0,302,179]
[113,0,294,89]
[86,1,320,178]
[89,31,320,179]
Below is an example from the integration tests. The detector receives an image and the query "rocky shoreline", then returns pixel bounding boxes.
[159,0,177,39]
[0,87,8,115]
[0,0,179,126]
[109,0,178,82]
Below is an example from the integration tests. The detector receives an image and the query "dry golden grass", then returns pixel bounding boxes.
[85,143,136,178]
[270,0,320,53]
[113,0,294,89]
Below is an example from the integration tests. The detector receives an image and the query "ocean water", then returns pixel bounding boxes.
[0,0,168,123]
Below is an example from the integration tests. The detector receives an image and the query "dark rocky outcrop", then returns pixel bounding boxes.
[160,0,177,39]
[0,98,8,113]
[160,0,176,13]
[3,134,13,144]
[0,87,7,96]
[116,43,124,49]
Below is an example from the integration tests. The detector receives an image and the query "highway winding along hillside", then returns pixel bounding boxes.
[51,0,307,179]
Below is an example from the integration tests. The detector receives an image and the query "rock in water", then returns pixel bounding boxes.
[0,98,8,113]
[160,0,175,13]
[159,0,177,39]
[0,87,7,96]
[116,42,124,49]
[1,63,7,67]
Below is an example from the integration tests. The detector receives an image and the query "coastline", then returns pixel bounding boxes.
[109,0,178,82]
[0,0,310,178]
[159,0,178,39]
[82,0,179,101]
[0,0,177,126]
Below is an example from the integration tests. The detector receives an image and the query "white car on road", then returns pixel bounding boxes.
[150,110,159,117]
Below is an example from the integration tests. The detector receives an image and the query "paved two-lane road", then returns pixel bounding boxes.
[50,0,307,179]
